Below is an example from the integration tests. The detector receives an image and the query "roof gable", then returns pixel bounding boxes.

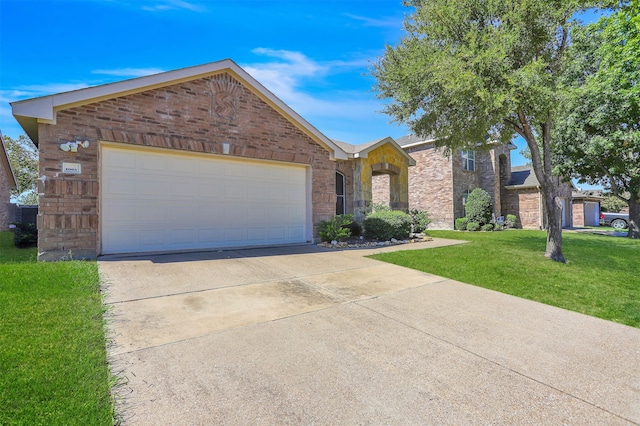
[333,137,416,166]
[11,59,348,160]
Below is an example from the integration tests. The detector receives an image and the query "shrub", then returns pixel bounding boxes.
[505,214,517,229]
[466,221,480,231]
[364,210,412,241]
[343,220,362,237]
[465,188,493,225]
[13,223,38,248]
[481,223,494,232]
[318,214,353,242]
[409,209,432,233]
[455,217,469,231]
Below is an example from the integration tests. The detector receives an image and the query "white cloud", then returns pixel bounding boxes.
[0,84,90,102]
[141,0,205,13]
[343,13,402,28]
[240,49,388,141]
[92,68,165,77]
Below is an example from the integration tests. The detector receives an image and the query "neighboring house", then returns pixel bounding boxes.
[11,60,413,260]
[0,131,18,229]
[572,190,603,227]
[376,135,575,230]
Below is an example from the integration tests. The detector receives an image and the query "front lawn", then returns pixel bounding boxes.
[0,231,114,424]
[370,230,640,328]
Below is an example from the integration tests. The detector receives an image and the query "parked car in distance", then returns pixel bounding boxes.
[600,212,629,229]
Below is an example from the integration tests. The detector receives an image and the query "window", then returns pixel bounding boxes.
[462,189,472,206]
[336,172,345,215]
[462,150,476,172]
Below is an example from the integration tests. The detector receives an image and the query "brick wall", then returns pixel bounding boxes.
[36,72,336,260]
[503,188,541,229]
[405,143,454,229]
[572,201,585,227]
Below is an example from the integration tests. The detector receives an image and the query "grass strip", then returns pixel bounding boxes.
[0,232,114,425]
[370,230,640,328]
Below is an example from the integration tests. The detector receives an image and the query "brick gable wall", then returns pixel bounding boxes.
[37,72,335,259]
[404,144,454,229]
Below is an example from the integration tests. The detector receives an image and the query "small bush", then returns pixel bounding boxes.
[481,223,494,232]
[13,223,38,248]
[466,221,480,232]
[343,220,362,237]
[318,214,353,242]
[465,188,493,225]
[505,214,517,229]
[364,210,412,241]
[455,217,469,231]
[409,209,432,233]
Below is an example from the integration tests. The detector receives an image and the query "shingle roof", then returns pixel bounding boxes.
[507,165,540,188]
[396,134,436,148]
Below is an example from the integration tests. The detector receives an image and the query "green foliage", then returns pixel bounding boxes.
[3,134,39,204]
[370,230,640,327]
[409,209,432,233]
[12,223,38,248]
[554,2,640,238]
[364,210,412,241]
[505,214,518,229]
[318,214,353,243]
[464,188,493,225]
[455,217,469,231]
[371,0,613,259]
[466,221,480,232]
[601,194,628,212]
[481,223,494,232]
[343,220,362,237]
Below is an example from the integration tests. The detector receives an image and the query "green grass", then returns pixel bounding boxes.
[0,231,114,425]
[370,230,640,328]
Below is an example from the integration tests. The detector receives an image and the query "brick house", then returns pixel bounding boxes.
[571,190,603,227]
[11,60,412,260]
[0,131,18,229]
[374,135,575,230]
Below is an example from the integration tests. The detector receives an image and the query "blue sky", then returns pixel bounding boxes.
[0,0,606,180]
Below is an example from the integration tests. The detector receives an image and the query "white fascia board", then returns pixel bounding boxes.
[10,59,349,160]
[400,138,438,149]
[357,137,416,166]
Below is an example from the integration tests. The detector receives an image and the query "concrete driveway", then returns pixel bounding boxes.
[99,239,640,425]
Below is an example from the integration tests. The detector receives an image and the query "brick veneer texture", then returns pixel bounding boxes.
[37,72,336,260]
[405,143,455,229]
[573,201,585,227]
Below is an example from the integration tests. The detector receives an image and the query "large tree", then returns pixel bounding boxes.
[3,134,38,205]
[372,0,614,262]
[554,2,639,238]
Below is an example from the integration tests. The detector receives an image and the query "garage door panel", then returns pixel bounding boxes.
[102,146,309,254]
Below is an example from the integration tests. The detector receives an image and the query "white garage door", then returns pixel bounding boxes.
[101,145,309,254]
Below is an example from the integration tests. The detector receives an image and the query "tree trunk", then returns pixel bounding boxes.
[628,195,640,239]
[516,112,566,263]
[543,187,566,262]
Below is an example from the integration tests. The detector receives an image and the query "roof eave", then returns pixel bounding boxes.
[10,59,348,160]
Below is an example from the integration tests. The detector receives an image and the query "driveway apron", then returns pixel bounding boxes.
[99,239,640,425]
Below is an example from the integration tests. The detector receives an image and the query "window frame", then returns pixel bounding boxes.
[461,150,476,172]
[335,171,346,215]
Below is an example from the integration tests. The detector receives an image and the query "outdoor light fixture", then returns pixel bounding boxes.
[60,140,89,152]
[222,142,230,155]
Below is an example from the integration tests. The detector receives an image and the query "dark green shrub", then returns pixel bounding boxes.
[13,223,38,248]
[409,209,432,233]
[481,223,494,232]
[364,210,412,241]
[343,220,362,237]
[318,214,353,242]
[466,221,480,231]
[505,214,517,229]
[455,217,469,231]
[465,188,493,225]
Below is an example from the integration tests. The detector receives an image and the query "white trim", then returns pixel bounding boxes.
[11,59,348,160]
